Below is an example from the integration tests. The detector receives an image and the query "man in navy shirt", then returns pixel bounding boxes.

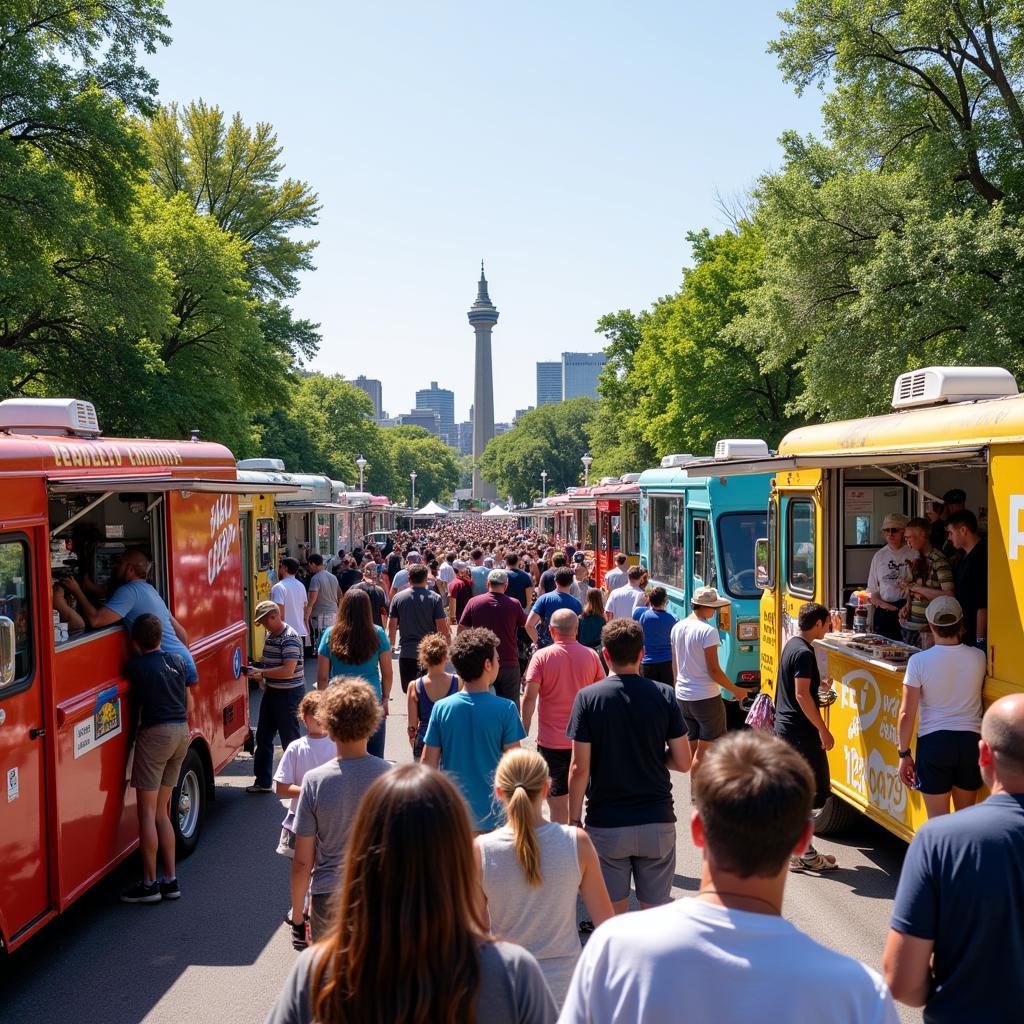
[884,692,1024,1022]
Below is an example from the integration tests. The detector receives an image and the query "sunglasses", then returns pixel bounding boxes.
[882,528,903,534]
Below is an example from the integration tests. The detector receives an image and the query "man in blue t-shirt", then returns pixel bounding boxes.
[64,547,197,682]
[884,693,1024,1023]
[632,586,677,686]
[526,567,583,648]
[422,627,525,831]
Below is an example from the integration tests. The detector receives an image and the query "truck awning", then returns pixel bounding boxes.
[48,474,300,495]
[682,446,987,478]
[274,501,348,513]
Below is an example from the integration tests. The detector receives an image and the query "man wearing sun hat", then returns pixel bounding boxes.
[670,586,748,777]
[897,595,986,819]
[867,512,915,640]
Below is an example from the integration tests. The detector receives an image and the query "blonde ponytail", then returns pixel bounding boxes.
[495,748,549,887]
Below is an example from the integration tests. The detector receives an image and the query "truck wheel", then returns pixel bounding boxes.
[172,748,206,858]
[812,794,860,836]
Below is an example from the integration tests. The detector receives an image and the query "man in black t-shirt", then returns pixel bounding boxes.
[948,509,987,648]
[540,553,567,594]
[567,618,691,913]
[353,565,389,628]
[775,602,837,874]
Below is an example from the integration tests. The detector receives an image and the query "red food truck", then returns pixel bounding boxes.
[0,398,287,952]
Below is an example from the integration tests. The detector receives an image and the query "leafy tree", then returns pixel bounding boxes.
[381,426,461,505]
[479,398,598,503]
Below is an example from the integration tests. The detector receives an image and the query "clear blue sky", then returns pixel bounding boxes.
[149,1,822,423]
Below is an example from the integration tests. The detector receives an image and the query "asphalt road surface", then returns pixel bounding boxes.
[2,662,921,1023]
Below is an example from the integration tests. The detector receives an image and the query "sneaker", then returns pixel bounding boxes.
[121,880,162,904]
[246,784,274,793]
[160,878,181,901]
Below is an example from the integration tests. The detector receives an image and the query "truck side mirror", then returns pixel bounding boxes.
[0,615,16,687]
[754,538,770,590]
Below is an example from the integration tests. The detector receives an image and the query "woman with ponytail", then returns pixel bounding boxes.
[475,748,613,1007]
[267,764,557,1024]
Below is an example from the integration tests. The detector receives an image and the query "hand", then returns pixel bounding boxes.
[818,726,835,751]
[382,700,389,717]
[898,605,909,622]
[898,755,917,789]
[62,576,83,595]
[285,910,309,950]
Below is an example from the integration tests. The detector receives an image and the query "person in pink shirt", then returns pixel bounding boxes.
[522,608,605,823]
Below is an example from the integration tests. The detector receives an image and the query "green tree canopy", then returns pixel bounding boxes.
[381,426,461,505]
[479,397,598,503]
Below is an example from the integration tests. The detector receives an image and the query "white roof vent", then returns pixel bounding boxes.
[237,457,286,471]
[0,398,100,437]
[660,453,693,468]
[619,473,641,484]
[715,439,770,461]
[599,476,619,486]
[892,366,1018,410]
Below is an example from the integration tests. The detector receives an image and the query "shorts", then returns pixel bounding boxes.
[130,722,189,790]
[677,696,727,742]
[276,826,296,859]
[538,745,572,797]
[309,891,336,943]
[586,822,676,905]
[641,661,674,685]
[777,726,831,809]
[494,663,522,711]
[916,730,983,794]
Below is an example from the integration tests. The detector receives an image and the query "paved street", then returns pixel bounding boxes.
[2,663,920,1023]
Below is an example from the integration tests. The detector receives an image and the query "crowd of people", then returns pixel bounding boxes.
[112,515,1023,1022]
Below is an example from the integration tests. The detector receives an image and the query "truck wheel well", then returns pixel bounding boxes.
[190,738,216,801]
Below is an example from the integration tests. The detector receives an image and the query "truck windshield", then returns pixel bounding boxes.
[717,512,767,599]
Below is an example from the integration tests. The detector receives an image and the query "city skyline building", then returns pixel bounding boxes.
[397,408,441,435]
[536,361,562,406]
[468,262,498,500]
[562,351,607,400]
[416,381,456,446]
[352,375,383,419]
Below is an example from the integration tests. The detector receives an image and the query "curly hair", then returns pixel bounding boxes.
[418,633,450,670]
[449,628,499,683]
[321,679,383,742]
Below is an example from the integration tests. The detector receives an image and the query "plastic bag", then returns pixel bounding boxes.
[745,692,776,732]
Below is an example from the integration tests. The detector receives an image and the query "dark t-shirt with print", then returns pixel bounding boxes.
[566,673,686,828]
[775,636,821,739]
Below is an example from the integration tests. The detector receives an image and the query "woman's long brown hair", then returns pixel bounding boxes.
[311,764,489,1024]
[328,587,378,665]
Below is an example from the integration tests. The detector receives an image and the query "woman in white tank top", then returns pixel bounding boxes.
[475,748,614,1006]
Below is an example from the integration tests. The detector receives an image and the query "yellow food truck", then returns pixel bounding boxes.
[690,366,1021,841]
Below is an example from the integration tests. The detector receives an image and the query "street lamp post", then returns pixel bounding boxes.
[356,454,367,491]
[540,470,548,501]
[582,452,593,487]
[410,470,417,509]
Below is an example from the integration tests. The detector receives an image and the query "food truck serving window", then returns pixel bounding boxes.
[257,518,275,572]
[649,496,684,590]
[0,539,33,693]
[787,500,816,598]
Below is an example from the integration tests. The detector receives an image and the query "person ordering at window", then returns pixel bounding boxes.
[866,513,914,641]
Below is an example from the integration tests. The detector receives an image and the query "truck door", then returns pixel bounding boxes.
[0,532,50,940]
[758,492,782,697]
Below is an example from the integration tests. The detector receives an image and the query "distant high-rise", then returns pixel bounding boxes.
[352,375,383,419]
[536,362,562,406]
[562,352,607,400]
[416,381,455,445]
[468,262,498,500]
[456,420,473,456]
[397,408,441,435]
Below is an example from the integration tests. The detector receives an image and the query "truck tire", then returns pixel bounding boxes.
[812,793,860,836]
[172,748,206,858]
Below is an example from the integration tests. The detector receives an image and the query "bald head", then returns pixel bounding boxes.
[550,608,579,638]
[982,694,1024,781]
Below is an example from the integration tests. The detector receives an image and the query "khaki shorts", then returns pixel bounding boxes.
[586,822,676,905]
[131,722,189,790]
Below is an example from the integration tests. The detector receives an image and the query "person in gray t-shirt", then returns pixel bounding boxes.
[290,681,391,942]
[303,554,341,646]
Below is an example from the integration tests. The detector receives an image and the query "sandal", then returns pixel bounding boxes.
[578,919,595,934]
[790,851,838,872]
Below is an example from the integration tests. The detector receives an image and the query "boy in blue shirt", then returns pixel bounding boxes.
[121,613,196,904]
[633,586,678,685]
[422,627,525,832]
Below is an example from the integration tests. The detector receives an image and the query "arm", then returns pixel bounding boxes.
[704,645,745,699]
[795,676,833,749]
[576,829,614,928]
[275,782,302,799]
[186,685,196,719]
[316,653,330,690]
[520,680,540,736]
[897,684,921,787]
[379,648,393,712]
[665,734,691,773]
[169,615,189,645]
[407,687,419,747]
[303,589,316,630]
[388,613,398,650]
[567,740,591,824]
[448,593,457,624]
[977,607,988,645]
[882,930,934,1008]
[261,658,299,681]
[435,616,451,640]
[290,835,315,924]
[60,577,121,628]
[422,744,441,768]
[52,585,85,631]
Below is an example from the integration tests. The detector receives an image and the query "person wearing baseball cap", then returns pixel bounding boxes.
[897,595,986,819]
[247,600,306,794]
[669,586,748,777]
[867,513,914,640]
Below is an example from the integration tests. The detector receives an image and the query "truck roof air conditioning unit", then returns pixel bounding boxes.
[0,398,101,437]
[660,454,693,468]
[598,476,618,486]
[714,439,770,461]
[237,457,286,472]
[891,367,1018,410]
[620,473,642,483]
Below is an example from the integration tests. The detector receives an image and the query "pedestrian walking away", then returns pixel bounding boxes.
[604,565,647,621]
[387,562,449,693]
[476,748,613,1008]
[248,600,306,794]
[526,567,582,649]
[633,586,677,686]
[271,557,310,647]
[303,552,340,650]
[267,764,557,1024]
[407,633,459,760]
[560,731,898,1023]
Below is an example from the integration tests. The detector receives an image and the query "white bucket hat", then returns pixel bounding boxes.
[692,586,730,609]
